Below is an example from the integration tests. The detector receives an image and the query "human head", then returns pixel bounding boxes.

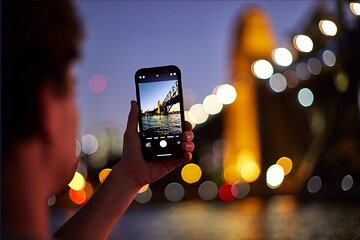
[2,0,82,157]
[2,0,83,190]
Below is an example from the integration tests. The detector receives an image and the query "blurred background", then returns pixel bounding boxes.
[51,0,360,239]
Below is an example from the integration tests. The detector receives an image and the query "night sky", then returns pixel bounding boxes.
[74,1,316,136]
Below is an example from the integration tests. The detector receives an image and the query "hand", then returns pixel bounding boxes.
[113,101,195,189]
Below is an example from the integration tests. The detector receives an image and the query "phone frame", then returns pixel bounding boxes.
[135,65,185,160]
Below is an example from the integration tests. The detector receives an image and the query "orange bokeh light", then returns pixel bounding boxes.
[69,189,86,205]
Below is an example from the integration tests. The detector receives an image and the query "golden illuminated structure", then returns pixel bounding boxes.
[223,8,276,183]
[157,100,161,114]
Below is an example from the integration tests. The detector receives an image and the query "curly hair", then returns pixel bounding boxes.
[2,0,83,154]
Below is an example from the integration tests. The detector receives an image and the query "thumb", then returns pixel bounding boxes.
[126,100,139,132]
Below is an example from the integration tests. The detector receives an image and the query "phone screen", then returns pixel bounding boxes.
[135,65,185,160]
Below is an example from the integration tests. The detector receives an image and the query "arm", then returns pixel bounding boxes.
[54,101,194,240]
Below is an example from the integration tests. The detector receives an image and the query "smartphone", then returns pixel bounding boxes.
[135,65,185,160]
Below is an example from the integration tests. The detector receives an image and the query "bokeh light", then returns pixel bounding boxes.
[138,184,149,193]
[296,62,311,80]
[272,47,293,67]
[334,72,349,93]
[319,20,337,36]
[199,154,220,175]
[216,84,237,105]
[269,73,287,93]
[251,59,274,79]
[203,94,223,115]
[341,175,354,191]
[189,104,209,124]
[198,181,218,201]
[231,181,251,199]
[135,187,152,204]
[223,165,241,184]
[88,74,107,94]
[212,138,227,159]
[68,171,86,191]
[83,182,94,200]
[184,110,197,129]
[307,176,322,193]
[48,195,56,206]
[69,189,86,205]
[307,58,322,75]
[298,88,314,107]
[164,182,185,202]
[81,134,98,155]
[284,69,299,88]
[276,157,293,175]
[350,2,360,16]
[219,183,236,202]
[266,164,285,189]
[181,163,202,184]
[99,168,112,183]
[239,161,261,183]
[322,50,336,67]
[293,35,313,53]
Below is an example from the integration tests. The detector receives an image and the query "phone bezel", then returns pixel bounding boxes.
[135,65,185,160]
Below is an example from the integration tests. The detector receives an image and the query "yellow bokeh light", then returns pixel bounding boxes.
[99,168,112,183]
[181,163,202,184]
[138,184,149,193]
[319,20,337,36]
[68,171,85,191]
[276,157,293,175]
[239,161,261,183]
[203,94,223,115]
[216,84,237,105]
[350,2,360,16]
[235,151,260,183]
[223,165,241,184]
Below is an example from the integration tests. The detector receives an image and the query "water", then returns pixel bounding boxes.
[50,196,360,240]
[142,113,182,136]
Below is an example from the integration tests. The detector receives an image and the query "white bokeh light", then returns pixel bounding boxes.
[266,164,285,189]
[216,84,237,105]
[319,20,337,36]
[252,59,274,79]
[307,176,322,193]
[269,73,287,93]
[272,48,293,67]
[322,50,336,67]
[164,182,185,202]
[135,187,152,204]
[184,110,197,129]
[203,94,223,115]
[81,134,98,155]
[298,88,314,107]
[293,35,313,53]
[341,175,354,191]
[189,104,209,124]
[350,2,360,16]
[198,181,218,201]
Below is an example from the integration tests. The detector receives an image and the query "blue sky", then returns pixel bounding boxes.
[139,80,177,112]
[74,1,316,136]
